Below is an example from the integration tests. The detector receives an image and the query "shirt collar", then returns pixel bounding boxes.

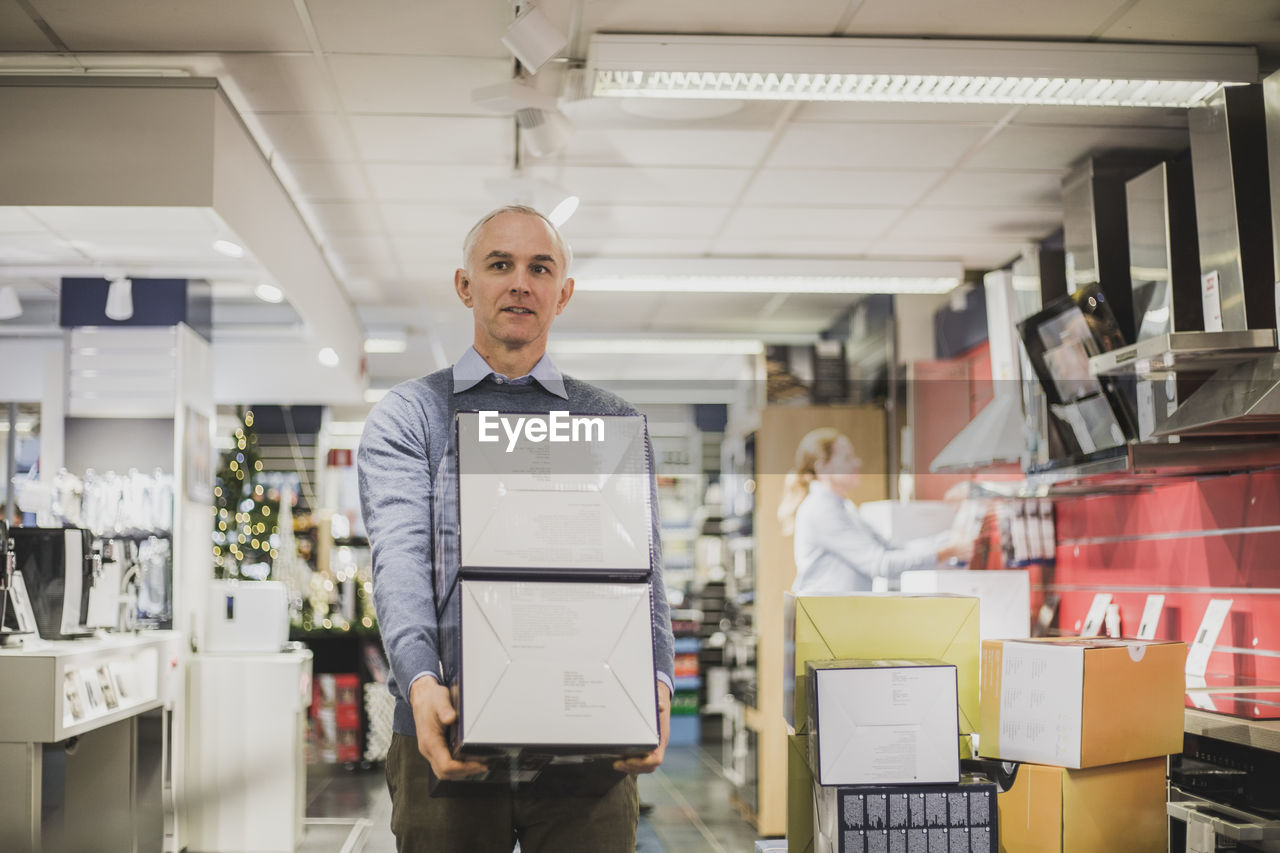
[451,346,568,399]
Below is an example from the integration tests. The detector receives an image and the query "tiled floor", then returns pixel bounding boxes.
[300,744,768,852]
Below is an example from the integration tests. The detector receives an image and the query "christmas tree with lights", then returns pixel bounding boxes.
[212,407,282,579]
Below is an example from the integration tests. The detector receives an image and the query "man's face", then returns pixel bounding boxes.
[455,211,574,354]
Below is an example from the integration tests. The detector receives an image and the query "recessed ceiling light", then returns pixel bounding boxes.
[364,337,407,354]
[548,194,580,227]
[318,347,340,367]
[213,239,245,259]
[254,283,284,303]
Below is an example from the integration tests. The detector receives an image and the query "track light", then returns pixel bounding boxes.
[0,286,22,320]
[501,5,567,74]
[105,276,134,321]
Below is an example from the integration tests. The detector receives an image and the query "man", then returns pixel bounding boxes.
[357,205,675,852]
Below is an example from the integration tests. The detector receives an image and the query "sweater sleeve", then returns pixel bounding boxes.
[797,493,939,590]
[357,390,440,693]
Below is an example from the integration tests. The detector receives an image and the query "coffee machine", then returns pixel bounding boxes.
[7,526,100,640]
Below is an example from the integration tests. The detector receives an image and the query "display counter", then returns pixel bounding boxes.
[0,631,180,853]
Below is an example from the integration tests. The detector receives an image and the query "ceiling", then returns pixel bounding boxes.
[3,0,1280,400]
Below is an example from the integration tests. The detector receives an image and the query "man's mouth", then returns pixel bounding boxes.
[502,307,534,315]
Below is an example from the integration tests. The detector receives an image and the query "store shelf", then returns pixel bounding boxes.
[1089,330,1277,378]
[1184,708,1280,753]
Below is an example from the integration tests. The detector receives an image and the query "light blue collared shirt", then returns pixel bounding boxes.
[451,346,568,400]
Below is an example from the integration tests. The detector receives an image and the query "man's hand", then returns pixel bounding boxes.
[614,680,671,775]
[409,676,489,780]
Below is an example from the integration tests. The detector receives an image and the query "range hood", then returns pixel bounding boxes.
[1153,352,1280,435]
[930,266,1033,473]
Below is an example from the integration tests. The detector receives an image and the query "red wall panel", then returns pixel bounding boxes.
[1052,468,1280,684]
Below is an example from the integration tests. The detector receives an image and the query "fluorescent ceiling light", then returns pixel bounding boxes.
[574,275,958,295]
[569,257,963,295]
[254,283,285,303]
[0,286,22,320]
[547,194,580,227]
[213,239,245,258]
[587,35,1257,107]
[550,338,765,355]
[318,347,340,367]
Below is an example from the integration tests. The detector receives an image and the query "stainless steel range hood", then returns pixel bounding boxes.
[1153,352,1280,435]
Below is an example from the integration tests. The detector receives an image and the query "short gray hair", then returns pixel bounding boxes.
[460,204,573,277]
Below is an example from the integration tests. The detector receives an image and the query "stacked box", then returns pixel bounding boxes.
[898,569,1031,640]
[311,673,361,763]
[434,412,661,794]
[977,637,1185,851]
[785,594,982,853]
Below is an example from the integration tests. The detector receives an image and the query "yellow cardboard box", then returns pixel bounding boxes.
[979,637,1185,768]
[784,592,981,735]
[787,734,813,853]
[997,758,1167,853]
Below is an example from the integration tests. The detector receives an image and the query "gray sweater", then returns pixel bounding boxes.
[357,366,676,735]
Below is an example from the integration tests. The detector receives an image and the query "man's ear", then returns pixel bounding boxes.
[454,268,472,307]
[555,277,575,315]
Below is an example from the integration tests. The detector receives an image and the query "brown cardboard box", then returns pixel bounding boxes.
[979,637,1185,768]
[997,758,1167,853]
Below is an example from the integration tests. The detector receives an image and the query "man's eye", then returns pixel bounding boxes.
[490,261,509,270]
[531,264,549,274]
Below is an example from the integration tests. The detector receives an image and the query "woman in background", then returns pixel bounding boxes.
[779,427,972,594]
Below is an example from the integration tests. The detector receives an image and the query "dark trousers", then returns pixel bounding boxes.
[386,733,640,853]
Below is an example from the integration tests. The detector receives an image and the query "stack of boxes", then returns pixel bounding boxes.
[434,411,661,794]
[784,590,1186,853]
[783,592,987,853]
[977,636,1185,852]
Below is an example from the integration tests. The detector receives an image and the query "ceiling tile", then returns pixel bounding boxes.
[867,236,1032,268]
[32,0,310,51]
[336,257,404,281]
[331,55,512,116]
[280,162,373,201]
[561,97,788,132]
[0,4,55,49]
[842,0,1130,37]
[1012,105,1189,129]
[889,206,1061,240]
[305,0,510,56]
[561,205,726,238]
[0,208,52,233]
[364,164,508,202]
[221,55,337,115]
[924,170,1063,207]
[326,234,396,262]
[302,201,385,235]
[582,0,851,34]
[254,113,361,162]
[27,206,222,234]
[526,166,753,206]
[556,128,774,168]
[380,203,494,237]
[349,115,511,164]
[63,232,251,266]
[1103,0,1280,43]
[963,124,1189,171]
[567,237,717,256]
[708,235,907,256]
[720,206,903,240]
[743,169,944,207]
[768,122,993,169]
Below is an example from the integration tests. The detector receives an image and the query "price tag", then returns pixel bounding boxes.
[1185,598,1232,677]
[1202,271,1223,332]
[1136,594,1165,640]
[1079,593,1112,638]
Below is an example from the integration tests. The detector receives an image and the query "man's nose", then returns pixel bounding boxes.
[509,269,532,292]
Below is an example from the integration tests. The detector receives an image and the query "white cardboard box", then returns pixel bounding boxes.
[455,411,653,576]
[457,579,658,753]
[806,658,960,786]
[899,569,1031,640]
[858,500,958,547]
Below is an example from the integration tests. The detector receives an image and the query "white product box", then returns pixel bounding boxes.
[899,569,1031,640]
[457,579,658,754]
[858,500,958,547]
[455,411,653,576]
[203,580,289,653]
[806,658,960,786]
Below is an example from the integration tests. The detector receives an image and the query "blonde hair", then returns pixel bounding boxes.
[777,427,846,536]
